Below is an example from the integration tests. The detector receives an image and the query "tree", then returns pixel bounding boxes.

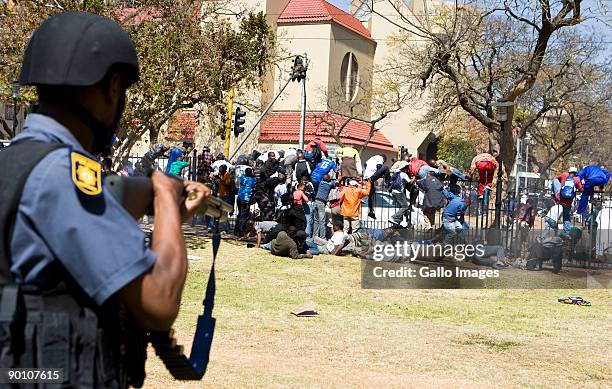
[371,0,604,178]
[0,0,275,157]
[517,38,612,177]
[314,68,412,153]
[437,112,489,171]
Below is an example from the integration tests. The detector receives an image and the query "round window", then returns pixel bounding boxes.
[340,52,359,102]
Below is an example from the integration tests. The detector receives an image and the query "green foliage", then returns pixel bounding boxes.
[436,135,475,172]
[0,0,275,151]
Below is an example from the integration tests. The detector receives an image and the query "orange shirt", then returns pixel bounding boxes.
[216,172,232,196]
[339,181,371,217]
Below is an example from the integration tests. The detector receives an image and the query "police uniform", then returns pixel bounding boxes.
[0,11,150,388]
[10,114,156,304]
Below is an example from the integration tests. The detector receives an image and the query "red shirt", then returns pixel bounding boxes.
[556,172,583,206]
[305,139,329,157]
[408,158,427,178]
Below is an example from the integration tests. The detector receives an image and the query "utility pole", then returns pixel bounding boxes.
[299,54,308,150]
[229,55,308,161]
[514,137,522,197]
[493,100,514,230]
[224,87,235,157]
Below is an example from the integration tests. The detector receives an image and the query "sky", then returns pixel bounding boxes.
[327,0,610,60]
[328,0,352,11]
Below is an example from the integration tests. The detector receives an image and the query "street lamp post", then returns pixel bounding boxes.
[11,80,20,136]
[493,100,514,229]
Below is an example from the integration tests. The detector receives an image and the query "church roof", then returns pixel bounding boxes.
[278,0,374,42]
[259,111,395,152]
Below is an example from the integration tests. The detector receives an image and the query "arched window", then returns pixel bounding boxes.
[340,52,359,102]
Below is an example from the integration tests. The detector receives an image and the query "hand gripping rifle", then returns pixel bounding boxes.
[105,175,232,382]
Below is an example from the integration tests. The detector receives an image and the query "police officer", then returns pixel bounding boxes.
[0,12,210,387]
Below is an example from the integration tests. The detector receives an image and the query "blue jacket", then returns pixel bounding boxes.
[310,159,337,183]
[442,190,466,222]
[578,166,611,187]
[237,175,257,202]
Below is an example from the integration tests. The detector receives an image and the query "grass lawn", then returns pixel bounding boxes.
[143,236,611,388]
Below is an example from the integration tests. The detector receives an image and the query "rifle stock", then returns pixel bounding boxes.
[105,176,233,220]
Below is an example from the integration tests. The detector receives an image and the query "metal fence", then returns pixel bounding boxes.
[124,153,610,268]
[123,149,199,180]
[356,181,612,268]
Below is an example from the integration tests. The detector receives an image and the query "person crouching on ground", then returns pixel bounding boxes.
[339,179,371,233]
[265,229,313,259]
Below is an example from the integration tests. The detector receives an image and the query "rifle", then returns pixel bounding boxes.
[105,175,233,220]
[105,175,228,382]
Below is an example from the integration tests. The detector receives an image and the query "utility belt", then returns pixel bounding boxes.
[0,283,136,388]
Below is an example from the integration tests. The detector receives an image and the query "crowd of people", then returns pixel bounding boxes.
[108,138,611,264]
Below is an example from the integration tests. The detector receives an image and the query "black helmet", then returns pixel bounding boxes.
[19,11,138,87]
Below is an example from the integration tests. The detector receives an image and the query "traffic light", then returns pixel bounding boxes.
[291,55,307,82]
[233,106,246,137]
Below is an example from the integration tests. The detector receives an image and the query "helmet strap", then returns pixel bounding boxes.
[66,90,125,156]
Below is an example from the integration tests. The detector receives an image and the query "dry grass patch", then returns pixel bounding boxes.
[142,236,612,388]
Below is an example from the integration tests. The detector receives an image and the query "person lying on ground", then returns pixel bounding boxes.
[309,224,348,255]
[243,219,279,247]
[265,230,313,259]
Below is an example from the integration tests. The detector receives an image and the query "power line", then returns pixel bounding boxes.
[277,37,612,44]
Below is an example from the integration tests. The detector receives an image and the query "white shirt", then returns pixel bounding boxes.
[212,160,233,175]
[234,165,248,187]
[274,183,288,210]
[364,155,384,179]
[255,221,277,234]
[391,172,410,194]
[284,148,297,158]
[546,204,563,221]
[326,231,348,253]
[596,205,611,229]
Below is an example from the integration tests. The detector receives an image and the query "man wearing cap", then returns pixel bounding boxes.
[0,12,209,387]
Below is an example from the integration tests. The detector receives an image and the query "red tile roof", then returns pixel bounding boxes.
[278,0,374,42]
[258,111,395,152]
[166,111,196,141]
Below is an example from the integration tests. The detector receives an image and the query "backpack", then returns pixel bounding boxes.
[390,172,404,191]
[560,176,576,200]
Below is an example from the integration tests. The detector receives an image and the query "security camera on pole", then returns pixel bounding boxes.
[291,54,308,150]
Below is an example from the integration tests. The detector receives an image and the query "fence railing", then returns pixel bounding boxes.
[124,155,610,268]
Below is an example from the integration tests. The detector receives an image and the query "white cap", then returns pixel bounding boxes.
[349,180,359,186]
[569,167,578,173]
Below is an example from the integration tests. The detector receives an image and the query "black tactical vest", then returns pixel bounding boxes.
[0,141,145,388]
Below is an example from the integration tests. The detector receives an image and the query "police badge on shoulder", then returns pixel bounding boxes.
[71,151,102,196]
